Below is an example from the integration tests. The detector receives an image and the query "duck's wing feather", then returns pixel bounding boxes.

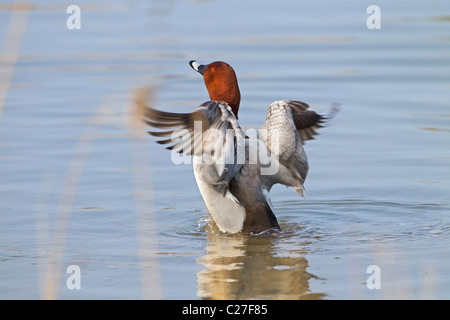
[260,100,337,196]
[284,100,327,143]
[144,101,247,195]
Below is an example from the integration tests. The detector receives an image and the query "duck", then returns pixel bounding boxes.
[143,60,338,235]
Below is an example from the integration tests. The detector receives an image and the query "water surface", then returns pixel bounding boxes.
[0,0,449,299]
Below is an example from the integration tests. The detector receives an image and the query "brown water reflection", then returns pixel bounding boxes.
[197,231,324,300]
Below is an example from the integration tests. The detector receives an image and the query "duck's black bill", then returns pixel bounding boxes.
[189,60,206,75]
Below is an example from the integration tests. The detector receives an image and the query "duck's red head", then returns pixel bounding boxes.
[189,60,241,118]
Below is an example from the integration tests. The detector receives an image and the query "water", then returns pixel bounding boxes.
[0,0,449,299]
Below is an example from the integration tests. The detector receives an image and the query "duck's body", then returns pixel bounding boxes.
[144,60,336,235]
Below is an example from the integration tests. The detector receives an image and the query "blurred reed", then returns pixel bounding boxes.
[0,0,32,122]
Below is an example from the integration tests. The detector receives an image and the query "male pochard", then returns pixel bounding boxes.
[144,60,337,235]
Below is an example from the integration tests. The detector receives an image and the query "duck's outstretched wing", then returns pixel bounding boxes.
[144,101,247,196]
[286,100,325,143]
[259,100,337,196]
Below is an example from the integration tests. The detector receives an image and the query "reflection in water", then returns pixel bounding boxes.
[197,228,325,300]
